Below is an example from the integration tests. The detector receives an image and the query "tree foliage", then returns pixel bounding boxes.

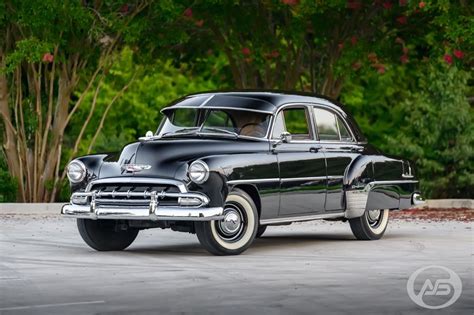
[0,0,472,201]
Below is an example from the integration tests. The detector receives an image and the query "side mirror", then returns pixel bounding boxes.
[271,132,291,147]
[280,132,292,143]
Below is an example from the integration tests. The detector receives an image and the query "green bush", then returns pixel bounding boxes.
[0,152,17,202]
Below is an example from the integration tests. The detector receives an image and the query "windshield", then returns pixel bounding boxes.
[157,108,271,139]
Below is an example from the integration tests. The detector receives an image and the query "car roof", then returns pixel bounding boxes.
[162,90,366,142]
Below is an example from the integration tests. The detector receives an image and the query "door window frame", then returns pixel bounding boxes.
[268,103,357,144]
[270,104,317,143]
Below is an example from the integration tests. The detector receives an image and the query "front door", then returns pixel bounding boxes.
[272,106,327,216]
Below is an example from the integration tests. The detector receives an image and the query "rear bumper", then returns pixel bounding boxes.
[412,193,425,206]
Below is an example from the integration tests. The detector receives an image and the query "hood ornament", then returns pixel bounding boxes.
[122,164,152,173]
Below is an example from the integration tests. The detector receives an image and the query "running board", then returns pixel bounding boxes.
[260,212,345,225]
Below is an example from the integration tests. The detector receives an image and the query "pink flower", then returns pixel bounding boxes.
[368,52,378,63]
[396,16,407,24]
[42,53,54,63]
[418,1,426,8]
[400,54,409,64]
[242,47,251,56]
[377,65,386,74]
[395,37,404,44]
[453,50,464,59]
[443,54,453,65]
[351,36,358,45]
[195,19,204,27]
[402,46,409,54]
[352,61,362,71]
[270,50,280,58]
[183,8,193,18]
[399,0,407,6]
[119,4,129,14]
[383,1,393,10]
[347,0,362,9]
[281,0,299,5]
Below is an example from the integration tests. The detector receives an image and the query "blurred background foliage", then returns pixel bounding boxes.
[0,0,472,201]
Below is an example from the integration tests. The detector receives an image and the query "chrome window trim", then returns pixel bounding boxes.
[161,105,274,115]
[158,106,274,140]
[311,105,356,143]
[269,103,317,141]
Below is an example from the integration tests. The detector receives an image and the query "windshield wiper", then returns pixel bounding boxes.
[161,127,200,138]
[200,127,239,138]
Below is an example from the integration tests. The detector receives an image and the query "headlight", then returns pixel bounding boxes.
[188,160,209,184]
[67,160,87,183]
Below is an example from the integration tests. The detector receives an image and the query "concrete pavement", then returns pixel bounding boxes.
[0,215,472,314]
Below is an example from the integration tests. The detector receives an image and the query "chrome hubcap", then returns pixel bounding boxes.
[220,210,241,235]
[216,204,246,242]
[367,210,381,222]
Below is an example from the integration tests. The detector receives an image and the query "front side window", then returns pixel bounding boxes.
[313,107,353,141]
[272,107,313,140]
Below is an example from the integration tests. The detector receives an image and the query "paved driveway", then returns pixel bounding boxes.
[0,215,472,314]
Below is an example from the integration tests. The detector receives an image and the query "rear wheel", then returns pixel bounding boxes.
[349,209,389,240]
[195,189,258,255]
[77,219,139,251]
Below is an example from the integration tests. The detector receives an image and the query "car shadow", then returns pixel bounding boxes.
[126,231,368,256]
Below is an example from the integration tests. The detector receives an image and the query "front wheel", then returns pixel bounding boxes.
[195,189,258,255]
[77,219,139,251]
[349,209,389,240]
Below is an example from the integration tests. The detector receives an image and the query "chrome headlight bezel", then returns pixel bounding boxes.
[188,160,210,184]
[67,160,87,184]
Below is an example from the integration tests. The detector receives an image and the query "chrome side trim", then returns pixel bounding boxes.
[345,179,420,218]
[345,190,369,219]
[281,176,326,183]
[327,175,344,180]
[227,178,279,185]
[85,177,187,193]
[260,212,345,225]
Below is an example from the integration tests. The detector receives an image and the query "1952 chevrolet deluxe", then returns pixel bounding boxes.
[62,91,424,255]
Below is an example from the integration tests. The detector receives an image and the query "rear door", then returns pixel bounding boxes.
[312,106,362,211]
[272,105,327,216]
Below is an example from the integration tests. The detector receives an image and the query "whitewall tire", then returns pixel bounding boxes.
[195,189,258,255]
[349,209,389,240]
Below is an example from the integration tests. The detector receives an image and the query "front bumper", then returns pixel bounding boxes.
[61,187,224,221]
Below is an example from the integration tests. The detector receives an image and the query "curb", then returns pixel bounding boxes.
[0,203,63,215]
[0,199,472,215]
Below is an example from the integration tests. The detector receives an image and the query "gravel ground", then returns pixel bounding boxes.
[0,214,472,314]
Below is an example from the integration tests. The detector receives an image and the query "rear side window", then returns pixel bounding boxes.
[314,108,353,141]
[337,117,352,141]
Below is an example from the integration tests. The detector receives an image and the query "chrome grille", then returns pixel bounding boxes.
[90,183,181,208]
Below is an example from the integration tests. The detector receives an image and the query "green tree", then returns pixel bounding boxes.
[0,0,150,201]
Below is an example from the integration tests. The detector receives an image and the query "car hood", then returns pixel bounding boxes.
[98,138,270,180]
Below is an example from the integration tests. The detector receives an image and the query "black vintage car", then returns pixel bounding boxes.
[62,91,424,255]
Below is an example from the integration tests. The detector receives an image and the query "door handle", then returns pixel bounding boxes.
[309,145,322,153]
